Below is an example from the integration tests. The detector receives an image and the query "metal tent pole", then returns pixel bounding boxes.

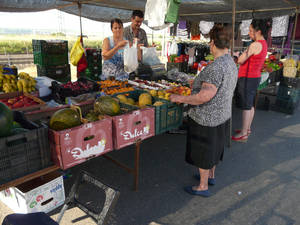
[231,0,236,55]
[291,8,299,54]
[78,3,83,38]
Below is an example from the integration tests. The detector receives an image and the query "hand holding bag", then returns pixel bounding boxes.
[124,42,139,73]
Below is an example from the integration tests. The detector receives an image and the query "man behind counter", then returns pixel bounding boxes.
[123,10,149,48]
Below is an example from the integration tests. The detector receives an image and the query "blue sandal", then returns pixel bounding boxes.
[184,186,211,197]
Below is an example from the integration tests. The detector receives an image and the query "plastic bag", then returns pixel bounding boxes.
[141,47,161,66]
[165,0,181,24]
[168,39,178,56]
[199,21,214,35]
[124,43,138,73]
[70,37,84,66]
[240,19,252,36]
[145,0,168,28]
[271,16,289,37]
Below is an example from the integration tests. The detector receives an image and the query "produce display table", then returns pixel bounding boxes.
[103,139,142,191]
[0,77,187,192]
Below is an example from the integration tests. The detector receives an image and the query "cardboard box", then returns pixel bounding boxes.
[35,76,58,97]
[113,107,155,149]
[49,117,113,170]
[0,171,65,213]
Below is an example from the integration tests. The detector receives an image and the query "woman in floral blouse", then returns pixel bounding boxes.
[102,18,128,81]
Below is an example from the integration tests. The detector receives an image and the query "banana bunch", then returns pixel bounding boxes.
[17,72,36,93]
[0,72,18,93]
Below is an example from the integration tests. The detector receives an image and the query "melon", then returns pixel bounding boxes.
[138,93,152,107]
[49,108,81,131]
[0,102,13,137]
[94,96,120,116]
[116,94,127,103]
[126,98,135,105]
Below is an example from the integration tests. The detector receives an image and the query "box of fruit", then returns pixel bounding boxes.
[49,116,113,170]
[91,93,155,149]
[128,79,170,90]
[114,90,183,135]
[113,106,155,150]
[0,92,46,112]
[23,101,114,170]
[51,77,99,104]
[97,79,134,95]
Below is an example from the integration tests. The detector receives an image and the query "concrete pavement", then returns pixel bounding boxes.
[1,105,300,225]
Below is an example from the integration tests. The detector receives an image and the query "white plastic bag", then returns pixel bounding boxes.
[145,0,168,28]
[168,39,178,56]
[199,21,214,35]
[240,19,252,36]
[271,16,289,37]
[141,47,160,66]
[124,43,138,73]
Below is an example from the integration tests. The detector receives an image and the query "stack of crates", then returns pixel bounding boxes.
[79,48,102,81]
[32,40,70,83]
[275,78,300,114]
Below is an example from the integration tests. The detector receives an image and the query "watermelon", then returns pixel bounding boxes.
[49,108,81,131]
[94,96,120,116]
[0,102,13,137]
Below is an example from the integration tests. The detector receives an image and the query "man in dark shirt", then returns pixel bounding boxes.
[123,10,149,47]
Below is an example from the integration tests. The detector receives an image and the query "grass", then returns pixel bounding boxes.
[20,64,78,81]
[0,34,103,54]
[0,34,163,54]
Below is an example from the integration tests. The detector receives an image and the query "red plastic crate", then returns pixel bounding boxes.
[113,107,155,150]
[49,117,113,170]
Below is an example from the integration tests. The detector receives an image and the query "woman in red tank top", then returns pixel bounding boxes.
[232,19,270,142]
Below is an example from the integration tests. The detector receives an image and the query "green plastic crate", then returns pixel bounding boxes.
[33,52,68,66]
[32,39,68,55]
[154,98,183,135]
[275,98,299,114]
[37,64,71,83]
[275,85,300,114]
[113,90,183,134]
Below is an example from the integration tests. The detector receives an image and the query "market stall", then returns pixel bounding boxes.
[0,0,300,215]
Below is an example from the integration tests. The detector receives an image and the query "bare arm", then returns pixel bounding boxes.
[237,42,262,65]
[170,82,217,105]
[102,38,127,60]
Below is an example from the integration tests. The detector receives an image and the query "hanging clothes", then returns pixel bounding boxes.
[296,16,300,40]
[283,17,294,55]
[170,24,177,37]
[271,16,289,37]
[190,21,200,36]
[177,20,189,39]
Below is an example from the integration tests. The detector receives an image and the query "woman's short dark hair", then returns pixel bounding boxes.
[110,18,123,30]
[251,19,271,40]
[209,24,231,49]
[131,10,144,19]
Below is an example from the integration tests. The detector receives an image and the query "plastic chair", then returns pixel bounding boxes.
[2,170,120,225]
